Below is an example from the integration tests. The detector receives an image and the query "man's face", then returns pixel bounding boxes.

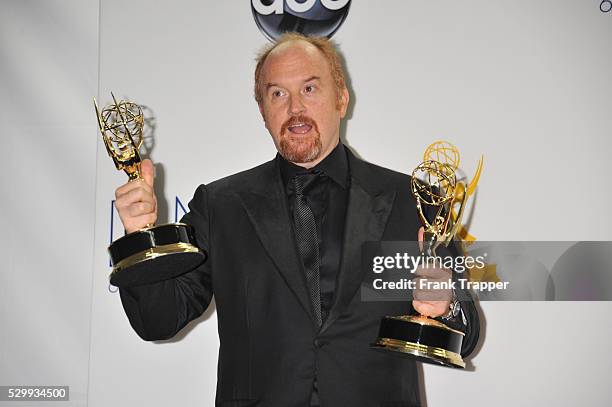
[258,40,349,167]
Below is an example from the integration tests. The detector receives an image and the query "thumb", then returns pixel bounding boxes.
[417,226,424,253]
[140,159,155,188]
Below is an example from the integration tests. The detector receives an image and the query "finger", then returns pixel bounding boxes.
[413,287,451,301]
[413,276,453,301]
[115,180,141,198]
[413,266,452,279]
[127,201,156,218]
[120,184,155,203]
[413,300,436,317]
[413,300,450,318]
[417,226,424,253]
[115,178,152,199]
[116,185,155,206]
[140,159,155,188]
[151,192,158,213]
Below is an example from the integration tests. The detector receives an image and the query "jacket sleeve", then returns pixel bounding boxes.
[434,239,481,358]
[456,287,480,358]
[118,184,213,341]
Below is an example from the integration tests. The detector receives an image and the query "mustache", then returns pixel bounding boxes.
[280,115,319,135]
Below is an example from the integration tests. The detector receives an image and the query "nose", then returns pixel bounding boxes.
[288,93,306,116]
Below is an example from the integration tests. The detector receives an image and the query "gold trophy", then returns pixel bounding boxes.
[94,93,206,287]
[372,141,483,368]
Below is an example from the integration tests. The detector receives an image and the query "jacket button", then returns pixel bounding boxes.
[314,339,326,348]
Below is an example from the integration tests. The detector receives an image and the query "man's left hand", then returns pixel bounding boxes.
[411,265,453,317]
[412,226,453,317]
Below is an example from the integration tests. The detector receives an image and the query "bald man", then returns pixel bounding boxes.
[115,33,479,406]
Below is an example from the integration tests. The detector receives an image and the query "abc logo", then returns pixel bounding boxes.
[251,0,351,41]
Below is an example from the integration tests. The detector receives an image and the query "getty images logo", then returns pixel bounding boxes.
[252,0,351,41]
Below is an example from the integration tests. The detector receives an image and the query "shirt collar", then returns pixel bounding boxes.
[278,141,349,190]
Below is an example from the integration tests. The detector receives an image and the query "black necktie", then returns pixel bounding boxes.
[292,173,323,327]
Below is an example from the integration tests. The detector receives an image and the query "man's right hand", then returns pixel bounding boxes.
[114,159,158,233]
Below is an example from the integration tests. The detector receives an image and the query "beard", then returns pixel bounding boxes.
[278,115,322,164]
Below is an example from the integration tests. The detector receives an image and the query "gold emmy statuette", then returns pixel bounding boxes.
[94,93,206,287]
[371,141,483,369]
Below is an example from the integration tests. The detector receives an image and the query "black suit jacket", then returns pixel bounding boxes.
[119,147,479,407]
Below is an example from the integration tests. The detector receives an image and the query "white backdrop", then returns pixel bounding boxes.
[1,1,611,406]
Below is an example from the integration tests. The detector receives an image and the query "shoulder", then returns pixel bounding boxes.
[360,160,411,184]
[190,158,276,200]
[210,159,275,190]
[348,149,413,194]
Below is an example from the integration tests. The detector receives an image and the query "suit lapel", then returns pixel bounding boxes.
[235,151,397,333]
[321,151,396,333]
[235,158,318,327]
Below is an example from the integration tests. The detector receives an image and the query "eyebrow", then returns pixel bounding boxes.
[303,76,321,83]
[265,76,321,92]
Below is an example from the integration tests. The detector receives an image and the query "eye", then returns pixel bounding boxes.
[304,85,315,94]
[271,89,285,98]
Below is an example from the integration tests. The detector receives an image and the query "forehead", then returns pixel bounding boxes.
[261,40,331,83]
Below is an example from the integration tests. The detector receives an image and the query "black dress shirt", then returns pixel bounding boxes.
[279,142,350,324]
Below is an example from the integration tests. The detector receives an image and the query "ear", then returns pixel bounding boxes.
[338,87,350,118]
[258,102,270,130]
[258,100,267,118]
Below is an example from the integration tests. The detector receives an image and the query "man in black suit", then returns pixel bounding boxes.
[114,32,479,406]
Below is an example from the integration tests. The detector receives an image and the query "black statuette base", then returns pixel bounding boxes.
[371,315,466,369]
[108,223,206,288]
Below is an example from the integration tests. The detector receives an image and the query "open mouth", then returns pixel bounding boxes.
[287,123,313,134]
